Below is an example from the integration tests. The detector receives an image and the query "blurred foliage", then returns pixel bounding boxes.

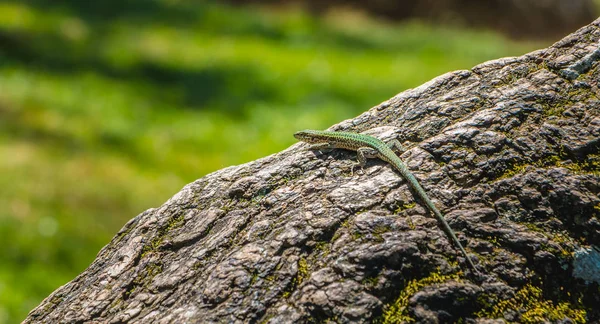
[233,0,598,40]
[0,0,543,322]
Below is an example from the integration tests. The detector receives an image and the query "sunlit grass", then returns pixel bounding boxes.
[0,0,545,322]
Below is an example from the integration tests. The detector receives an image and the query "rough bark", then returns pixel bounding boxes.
[26,18,600,324]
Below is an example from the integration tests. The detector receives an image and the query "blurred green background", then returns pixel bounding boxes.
[0,0,589,322]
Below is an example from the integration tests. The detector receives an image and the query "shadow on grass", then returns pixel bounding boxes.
[0,26,280,114]
[17,0,391,48]
[17,0,200,26]
[0,0,396,123]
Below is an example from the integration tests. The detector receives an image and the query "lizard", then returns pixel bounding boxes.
[294,129,480,274]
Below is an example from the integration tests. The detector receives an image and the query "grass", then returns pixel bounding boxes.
[0,0,544,322]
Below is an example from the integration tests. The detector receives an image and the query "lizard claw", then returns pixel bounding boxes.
[351,164,365,176]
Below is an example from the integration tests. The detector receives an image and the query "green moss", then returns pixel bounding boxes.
[537,85,598,118]
[123,261,164,300]
[446,259,460,269]
[220,199,236,213]
[577,153,600,175]
[267,171,302,192]
[314,241,331,257]
[517,221,575,258]
[258,313,275,324]
[497,152,599,181]
[115,223,135,243]
[362,275,380,287]
[406,216,416,230]
[41,294,64,313]
[297,257,309,285]
[332,218,352,241]
[520,222,547,234]
[500,63,540,86]
[371,224,391,242]
[476,284,586,323]
[281,256,311,299]
[141,213,185,258]
[166,214,185,231]
[379,272,462,323]
[542,102,566,117]
[497,161,530,180]
[108,295,124,312]
[251,192,267,205]
[124,286,137,299]
[140,235,163,258]
[549,231,575,258]
[561,154,600,176]
[393,202,416,215]
[486,235,500,246]
[351,231,364,240]
[373,224,391,235]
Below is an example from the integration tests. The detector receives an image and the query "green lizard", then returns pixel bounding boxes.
[294,129,480,274]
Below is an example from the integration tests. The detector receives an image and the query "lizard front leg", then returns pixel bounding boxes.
[307,142,334,152]
[353,147,378,175]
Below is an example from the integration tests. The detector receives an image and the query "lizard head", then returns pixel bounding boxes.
[293,130,326,143]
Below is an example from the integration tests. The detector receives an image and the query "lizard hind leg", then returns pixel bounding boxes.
[387,139,405,154]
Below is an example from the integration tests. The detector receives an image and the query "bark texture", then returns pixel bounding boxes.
[26,18,600,324]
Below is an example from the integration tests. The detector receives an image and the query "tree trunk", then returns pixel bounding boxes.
[25,18,600,324]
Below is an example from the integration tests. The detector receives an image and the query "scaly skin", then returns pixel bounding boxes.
[294,129,480,274]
